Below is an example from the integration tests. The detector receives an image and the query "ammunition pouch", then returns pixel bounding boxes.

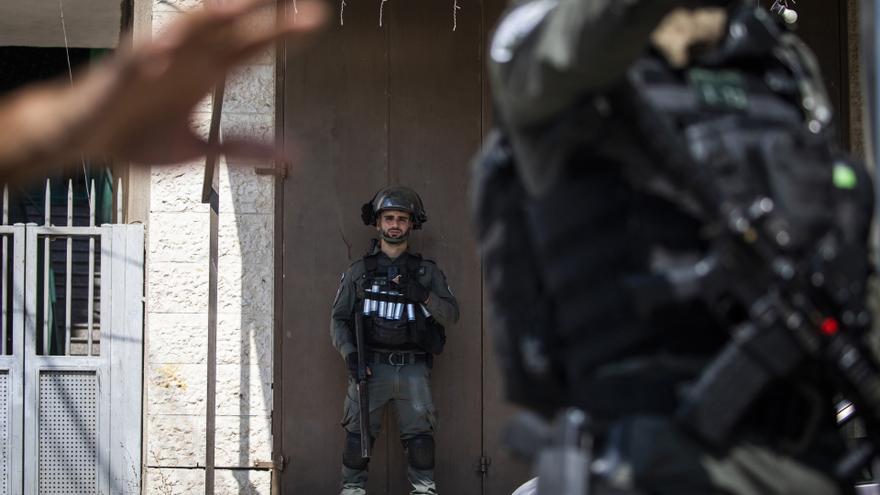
[358,253,446,354]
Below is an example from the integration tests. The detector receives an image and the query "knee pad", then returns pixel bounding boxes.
[405,434,435,470]
[342,432,370,470]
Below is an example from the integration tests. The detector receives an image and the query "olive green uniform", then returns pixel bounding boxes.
[331,251,459,495]
[488,1,847,494]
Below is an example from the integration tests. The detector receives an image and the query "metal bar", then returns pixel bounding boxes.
[23,223,38,492]
[205,173,219,495]
[28,226,104,236]
[117,177,123,224]
[24,357,105,368]
[88,179,95,356]
[202,83,226,204]
[9,224,24,493]
[2,185,8,356]
[43,180,50,355]
[98,224,115,494]
[202,71,226,495]
[65,180,72,356]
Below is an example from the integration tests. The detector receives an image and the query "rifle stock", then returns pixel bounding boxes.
[354,312,371,458]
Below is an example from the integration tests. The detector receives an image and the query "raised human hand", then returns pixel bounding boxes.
[0,0,328,182]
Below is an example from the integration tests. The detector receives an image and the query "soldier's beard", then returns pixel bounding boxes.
[381,228,409,245]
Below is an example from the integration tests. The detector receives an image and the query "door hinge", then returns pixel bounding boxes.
[477,456,491,476]
[254,162,289,179]
[271,454,290,473]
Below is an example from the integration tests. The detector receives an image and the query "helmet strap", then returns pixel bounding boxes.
[381,230,409,245]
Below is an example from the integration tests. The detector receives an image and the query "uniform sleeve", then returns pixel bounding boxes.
[424,265,460,328]
[330,266,359,359]
[489,0,688,128]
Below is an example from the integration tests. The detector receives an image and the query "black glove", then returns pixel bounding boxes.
[346,352,360,380]
[397,277,430,303]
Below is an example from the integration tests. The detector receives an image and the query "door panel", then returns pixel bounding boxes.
[280,1,390,491]
[386,1,484,493]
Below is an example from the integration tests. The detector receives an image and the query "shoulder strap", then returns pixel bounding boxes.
[363,254,379,275]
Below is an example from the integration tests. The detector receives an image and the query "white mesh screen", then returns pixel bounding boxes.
[38,370,97,494]
[0,371,7,495]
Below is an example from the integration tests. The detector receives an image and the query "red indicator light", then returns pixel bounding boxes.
[820,318,839,336]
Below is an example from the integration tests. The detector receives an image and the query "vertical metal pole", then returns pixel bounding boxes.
[88,179,96,356]
[203,81,226,495]
[206,173,219,495]
[65,180,72,355]
[117,177,123,224]
[2,185,7,355]
[43,180,50,355]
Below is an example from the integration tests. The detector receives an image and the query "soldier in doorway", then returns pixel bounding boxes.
[331,186,459,495]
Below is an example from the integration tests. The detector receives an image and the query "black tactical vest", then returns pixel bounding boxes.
[475,7,874,422]
[358,252,446,354]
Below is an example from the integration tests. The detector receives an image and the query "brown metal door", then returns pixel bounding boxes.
[277,1,525,494]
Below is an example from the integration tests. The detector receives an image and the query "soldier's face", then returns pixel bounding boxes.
[377,210,412,240]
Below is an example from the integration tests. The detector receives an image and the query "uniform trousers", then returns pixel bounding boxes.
[341,359,437,495]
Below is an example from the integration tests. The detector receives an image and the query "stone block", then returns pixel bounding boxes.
[218,213,273,261]
[217,261,272,316]
[144,468,204,495]
[147,313,208,364]
[219,113,275,148]
[152,0,275,65]
[224,65,275,114]
[215,364,273,416]
[217,312,272,366]
[219,165,275,215]
[146,414,206,466]
[149,212,210,263]
[153,0,203,13]
[148,363,208,415]
[216,470,271,495]
[152,10,182,35]
[148,262,209,313]
[150,162,210,214]
[215,414,273,466]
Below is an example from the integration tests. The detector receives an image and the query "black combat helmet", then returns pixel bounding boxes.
[361,186,428,230]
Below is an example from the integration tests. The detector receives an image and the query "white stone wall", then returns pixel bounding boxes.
[145,1,276,493]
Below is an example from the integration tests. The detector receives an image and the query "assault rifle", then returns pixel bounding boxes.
[667,207,880,478]
[605,7,880,475]
[354,312,371,459]
[621,72,880,484]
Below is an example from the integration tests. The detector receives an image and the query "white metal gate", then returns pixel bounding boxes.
[0,223,25,495]
[0,181,144,494]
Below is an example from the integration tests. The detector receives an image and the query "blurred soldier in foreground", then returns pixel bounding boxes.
[0,0,326,184]
[331,186,459,495]
[475,1,880,494]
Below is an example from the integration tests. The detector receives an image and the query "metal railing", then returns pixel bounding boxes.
[0,178,124,358]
